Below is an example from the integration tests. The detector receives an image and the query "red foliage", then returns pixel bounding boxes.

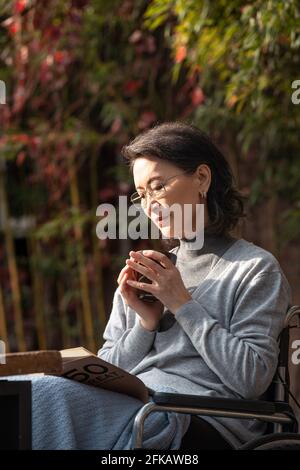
[12,134,31,144]
[175,45,187,63]
[14,0,27,14]
[191,87,205,106]
[16,151,26,166]
[54,50,67,65]
[124,80,142,96]
[8,20,21,36]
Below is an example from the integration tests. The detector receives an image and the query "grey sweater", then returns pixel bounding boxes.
[98,234,292,448]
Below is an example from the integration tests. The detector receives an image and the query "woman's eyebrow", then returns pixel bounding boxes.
[136,176,162,190]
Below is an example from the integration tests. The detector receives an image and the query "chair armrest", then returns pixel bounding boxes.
[131,393,297,449]
[152,391,289,415]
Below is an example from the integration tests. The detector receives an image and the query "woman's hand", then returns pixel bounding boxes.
[125,250,192,315]
[117,255,164,331]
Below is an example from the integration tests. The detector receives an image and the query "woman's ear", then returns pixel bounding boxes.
[195,164,211,192]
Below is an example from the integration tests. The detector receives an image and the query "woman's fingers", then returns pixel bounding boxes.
[119,271,135,302]
[117,259,135,283]
[118,251,156,290]
[118,254,141,285]
[119,272,127,299]
[125,258,157,282]
[129,250,165,274]
[139,250,173,270]
[117,265,130,284]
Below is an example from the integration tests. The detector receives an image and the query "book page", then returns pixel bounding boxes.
[60,347,149,404]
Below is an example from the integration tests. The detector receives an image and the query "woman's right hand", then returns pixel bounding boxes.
[117,256,164,332]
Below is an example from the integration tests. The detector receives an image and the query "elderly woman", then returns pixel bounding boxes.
[6,122,292,450]
[99,121,292,449]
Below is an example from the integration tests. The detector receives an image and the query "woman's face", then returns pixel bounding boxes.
[132,156,211,239]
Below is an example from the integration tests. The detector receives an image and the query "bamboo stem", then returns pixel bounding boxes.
[28,235,47,350]
[57,280,71,349]
[75,302,85,347]
[266,192,279,257]
[0,167,26,351]
[90,152,106,343]
[67,153,96,352]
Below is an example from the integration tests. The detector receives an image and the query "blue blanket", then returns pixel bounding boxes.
[4,374,191,450]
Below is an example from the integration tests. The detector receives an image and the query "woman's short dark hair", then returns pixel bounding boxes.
[121,121,247,240]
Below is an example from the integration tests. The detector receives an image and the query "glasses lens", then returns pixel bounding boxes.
[131,184,166,208]
[131,193,143,206]
[150,184,165,198]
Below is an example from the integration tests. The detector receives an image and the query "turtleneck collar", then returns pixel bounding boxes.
[177,228,238,260]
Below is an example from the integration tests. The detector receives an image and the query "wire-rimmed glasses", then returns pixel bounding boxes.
[130,170,190,208]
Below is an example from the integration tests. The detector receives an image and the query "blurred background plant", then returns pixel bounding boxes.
[0,0,196,353]
[0,0,299,388]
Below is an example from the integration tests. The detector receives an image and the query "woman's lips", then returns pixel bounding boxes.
[159,219,167,226]
[151,208,170,225]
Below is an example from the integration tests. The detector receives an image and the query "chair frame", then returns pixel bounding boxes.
[131,305,300,449]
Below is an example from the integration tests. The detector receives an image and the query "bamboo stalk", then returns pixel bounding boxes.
[90,152,107,343]
[28,235,47,350]
[62,241,85,347]
[75,301,85,347]
[266,192,279,257]
[56,280,71,349]
[0,283,9,352]
[67,153,96,352]
[0,166,26,351]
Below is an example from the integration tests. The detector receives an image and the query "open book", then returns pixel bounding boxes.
[0,347,150,404]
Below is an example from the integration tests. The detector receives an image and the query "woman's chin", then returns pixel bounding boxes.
[155,221,169,233]
[159,225,173,238]
[152,219,175,238]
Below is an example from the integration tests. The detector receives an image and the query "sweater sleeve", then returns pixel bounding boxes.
[174,270,292,399]
[97,286,157,371]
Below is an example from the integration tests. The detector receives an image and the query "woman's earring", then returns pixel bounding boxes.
[200,191,207,199]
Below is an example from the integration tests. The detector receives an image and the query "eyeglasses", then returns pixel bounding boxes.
[130,170,190,208]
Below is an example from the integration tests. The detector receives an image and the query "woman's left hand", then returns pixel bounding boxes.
[125,250,193,315]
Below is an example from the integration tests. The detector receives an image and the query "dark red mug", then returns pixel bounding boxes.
[133,250,176,302]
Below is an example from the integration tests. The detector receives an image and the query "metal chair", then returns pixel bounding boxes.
[131,305,300,450]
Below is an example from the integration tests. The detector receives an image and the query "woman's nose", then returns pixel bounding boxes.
[145,204,155,219]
